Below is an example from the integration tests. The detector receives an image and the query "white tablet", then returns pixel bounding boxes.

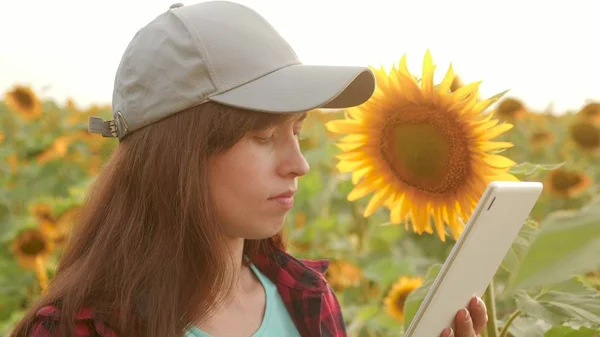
[404,181,543,337]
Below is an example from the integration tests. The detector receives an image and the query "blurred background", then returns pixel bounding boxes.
[1,0,599,336]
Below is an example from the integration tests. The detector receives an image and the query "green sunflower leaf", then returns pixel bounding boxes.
[508,195,600,291]
[509,161,566,177]
[403,263,442,330]
[544,325,599,337]
[515,278,600,329]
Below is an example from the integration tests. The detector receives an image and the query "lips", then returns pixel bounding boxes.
[273,191,295,198]
[269,190,296,209]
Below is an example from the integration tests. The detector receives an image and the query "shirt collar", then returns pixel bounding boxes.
[250,247,330,293]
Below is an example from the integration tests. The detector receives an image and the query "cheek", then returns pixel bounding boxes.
[210,154,269,221]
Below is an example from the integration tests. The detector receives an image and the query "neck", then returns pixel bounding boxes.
[226,236,245,268]
[225,237,253,290]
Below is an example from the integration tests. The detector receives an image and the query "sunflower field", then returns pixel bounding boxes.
[2,52,600,337]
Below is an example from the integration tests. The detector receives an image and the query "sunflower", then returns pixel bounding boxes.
[325,51,518,241]
[35,135,74,165]
[496,98,527,121]
[569,122,600,151]
[69,129,111,154]
[530,130,554,148]
[4,85,43,121]
[11,228,54,292]
[11,228,54,269]
[384,276,424,322]
[39,206,81,245]
[578,102,600,123]
[365,279,381,298]
[325,260,363,292]
[545,168,591,198]
[31,203,55,224]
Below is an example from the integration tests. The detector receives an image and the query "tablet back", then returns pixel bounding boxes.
[404,181,543,337]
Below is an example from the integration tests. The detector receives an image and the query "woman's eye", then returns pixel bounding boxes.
[255,134,274,143]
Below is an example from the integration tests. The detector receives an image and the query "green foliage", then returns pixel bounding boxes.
[509,196,600,291]
[1,87,600,337]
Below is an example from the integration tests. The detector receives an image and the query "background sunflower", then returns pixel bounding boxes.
[4,85,43,121]
[383,276,424,322]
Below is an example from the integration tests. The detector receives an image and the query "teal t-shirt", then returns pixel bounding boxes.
[184,263,302,337]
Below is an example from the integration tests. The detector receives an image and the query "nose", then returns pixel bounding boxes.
[278,140,310,178]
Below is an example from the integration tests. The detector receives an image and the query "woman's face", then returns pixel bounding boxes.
[209,113,310,240]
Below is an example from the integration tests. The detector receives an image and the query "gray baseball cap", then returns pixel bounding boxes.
[89,1,376,140]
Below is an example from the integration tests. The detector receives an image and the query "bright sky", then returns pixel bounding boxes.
[1,0,598,114]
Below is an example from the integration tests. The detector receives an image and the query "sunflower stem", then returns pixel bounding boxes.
[483,280,499,337]
[350,202,367,253]
[498,310,521,337]
[34,256,48,294]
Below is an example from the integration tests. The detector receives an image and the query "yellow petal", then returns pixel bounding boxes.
[345,107,363,121]
[325,120,366,134]
[337,159,371,173]
[445,207,463,240]
[457,200,470,224]
[411,204,430,234]
[390,205,403,224]
[476,111,496,123]
[335,142,364,152]
[478,141,514,152]
[471,90,509,115]
[439,63,455,94]
[347,175,383,201]
[473,119,499,133]
[450,81,482,104]
[421,50,435,98]
[433,207,447,242]
[335,151,366,161]
[388,194,406,224]
[484,155,517,168]
[397,74,422,102]
[479,123,514,140]
[487,172,520,182]
[351,166,373,184]
[450,87,480,114]
[398,54,411,76]
[364,185,393,217]
[340,134,369,143]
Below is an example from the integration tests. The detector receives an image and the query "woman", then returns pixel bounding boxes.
[10,2,488,337]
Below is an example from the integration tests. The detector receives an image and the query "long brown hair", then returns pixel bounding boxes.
[11,102,301,337]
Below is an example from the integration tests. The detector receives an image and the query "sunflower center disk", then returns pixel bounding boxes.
[394,292,409,312]
[15,89,35,109]
[552,171,582,190]
[381,114,469,194]
[21,238,46,256]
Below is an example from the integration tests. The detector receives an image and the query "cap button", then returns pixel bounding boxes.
[169,3,183,9]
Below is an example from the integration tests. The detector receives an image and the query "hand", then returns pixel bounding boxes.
[440,296,488,337]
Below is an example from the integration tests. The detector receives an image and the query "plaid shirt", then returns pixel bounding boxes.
[28,248,346,337]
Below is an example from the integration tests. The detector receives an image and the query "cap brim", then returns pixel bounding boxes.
[209,64,376,113]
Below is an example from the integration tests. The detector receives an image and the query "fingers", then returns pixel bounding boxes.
[440,327,454,337]
[440,296,488,337]
[455,307,476,337]
[469,296,489,334]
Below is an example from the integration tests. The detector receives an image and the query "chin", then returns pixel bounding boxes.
[245,219,285,240]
